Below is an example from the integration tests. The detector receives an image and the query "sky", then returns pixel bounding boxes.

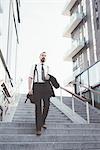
[17,0,73,95]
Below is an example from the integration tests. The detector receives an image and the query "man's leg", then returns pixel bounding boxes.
[35,98,42,135]
[42,97,50,127]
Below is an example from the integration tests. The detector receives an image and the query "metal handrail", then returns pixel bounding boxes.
[1,90,10,104]
[60,86,87,101]
[0,49,13,87]
[80,84,100,95]
[71,81,100,107]
[71,81,100,95]
[60,86,90,123]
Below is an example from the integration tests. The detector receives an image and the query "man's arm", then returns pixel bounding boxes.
[45,65,50,80]
[28,64,35,94]
[28,77,33,94]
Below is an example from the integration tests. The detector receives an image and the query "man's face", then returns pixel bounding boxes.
[40,52,46,63]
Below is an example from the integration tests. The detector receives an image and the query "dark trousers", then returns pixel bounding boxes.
[35,97,50,131]
[33,82,53,131]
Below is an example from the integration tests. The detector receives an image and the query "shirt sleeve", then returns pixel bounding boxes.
[29,64,35,78]
[47,65,53,76]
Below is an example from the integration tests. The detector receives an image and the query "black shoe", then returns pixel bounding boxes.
[36,131,41,136]
[42,124,47,129]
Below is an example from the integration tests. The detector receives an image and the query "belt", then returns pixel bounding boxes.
[34,82,45,84]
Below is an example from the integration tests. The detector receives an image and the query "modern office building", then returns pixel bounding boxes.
[63,0,100,108]
[0,0,21,120]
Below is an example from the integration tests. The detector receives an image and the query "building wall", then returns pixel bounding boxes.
[63,0,100,106]
[92,0,100,60]
[0,0,20,120]
[75,0,100,106]
[70,0,100,77]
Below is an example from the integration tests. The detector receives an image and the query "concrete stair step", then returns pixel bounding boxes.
[1,125,100,129]
[0,142,100,150]
[12,119,71,122]
[0,122,100,128]
[13,114,68,118]
[14,112,63,116]
[13,117,70,121]
[15,110,63,113]
[12,117,100,122]
[0,134,100,142]
[0,128,100,134]
[12,120,71,123]
[13,116,68,120]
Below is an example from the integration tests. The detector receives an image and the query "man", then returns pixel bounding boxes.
[28,51,55,135]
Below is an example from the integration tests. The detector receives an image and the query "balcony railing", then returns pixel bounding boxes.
[64,39,85,61]
[62,0,77,15]
[63,12,84,37]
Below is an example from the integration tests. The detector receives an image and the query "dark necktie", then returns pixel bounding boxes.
[41,64,45,81]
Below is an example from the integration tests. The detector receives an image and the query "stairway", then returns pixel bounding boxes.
[0,95,100,150]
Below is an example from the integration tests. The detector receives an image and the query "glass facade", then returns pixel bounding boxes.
[94,86,100,104]
[76,61,100,89]
[75,61,100,105]
[89,61,100,87]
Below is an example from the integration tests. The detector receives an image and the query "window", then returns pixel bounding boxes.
[73,59,78,71]
[79,27,84,42]
[94,86,100,104]
[87,48,90,66]
[89,61,100,86]
[79,53,84,67]
[81,0,86,15]
[0,0,3,13]
[73,52,84,72]
[75,75,81,93]
[83,22,88,42]
[72,26,84,43]
[81,70,88,86]
[94,0,100,30]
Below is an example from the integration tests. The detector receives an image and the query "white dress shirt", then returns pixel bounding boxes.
[29,63,49,83]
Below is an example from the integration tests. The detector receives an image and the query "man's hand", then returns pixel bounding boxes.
[28,89,33,95]
[45,74,50,80]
